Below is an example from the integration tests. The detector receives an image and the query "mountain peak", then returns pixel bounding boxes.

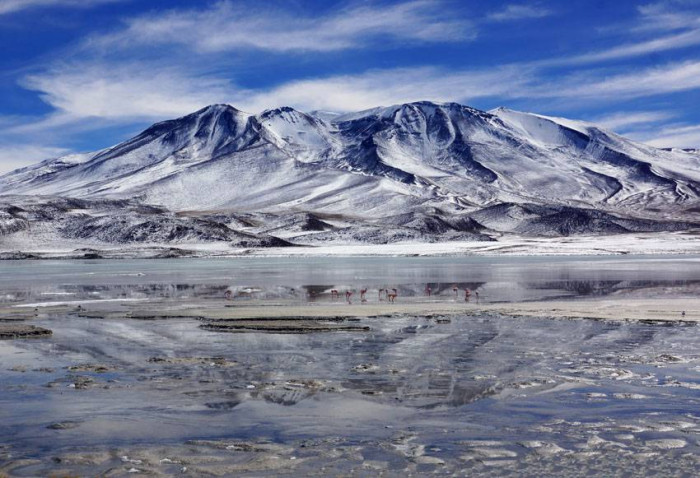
[197,103,242,114]
[189,104,252,123]
[259,106,310,120]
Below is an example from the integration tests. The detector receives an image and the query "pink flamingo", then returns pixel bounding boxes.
[464,288,471,302]
[452,285,458,297]
[378,288,385,301]
[426,286,432,297]
[330,289,339,300]
[360,288,367,302]
[346,290,353,304]
[387,288,398,303]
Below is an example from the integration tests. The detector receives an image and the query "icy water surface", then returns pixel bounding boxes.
[2,256,700,476]
[2,254,700,304]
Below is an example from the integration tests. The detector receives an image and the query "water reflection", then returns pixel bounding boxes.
[0,257,691,302]
[3,311,700,463]
[3,256,700,475]
[4,277,700,306]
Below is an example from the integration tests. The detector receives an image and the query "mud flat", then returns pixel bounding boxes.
[0,308,42,322]
[0,324,52,339]
[121,301,472,321]
[200,319,370,334]
[472,298,700,324]
[234,298,700,324]
[71,296,700,325]
[14,295,700,325]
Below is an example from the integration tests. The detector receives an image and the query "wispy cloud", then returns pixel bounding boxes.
[534,1,700,67]
[89,0,475,54]
[592,110,676,131]
[240,66,533,112]
[0,144,68,173]
[540,60,700,100]
[19,62,535,125]
[551,29,700,66]
[486,3,552,22]
[634,1,700,32]
[0,0,120,15]
[17,55,700,134]
[633,123,700,148]
[22,63,235,122]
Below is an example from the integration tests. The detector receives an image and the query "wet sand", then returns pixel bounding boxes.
[13,295,693,324]
[474,298,700,323]
[3,295,697,342]
[0,324,52,339]
[223,297,700,324]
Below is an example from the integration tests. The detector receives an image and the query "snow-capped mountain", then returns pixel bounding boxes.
[3,101,700,219]
[1,101,700,252]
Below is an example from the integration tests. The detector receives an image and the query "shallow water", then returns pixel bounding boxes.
[1,255,700,304]
[2,256,700,476]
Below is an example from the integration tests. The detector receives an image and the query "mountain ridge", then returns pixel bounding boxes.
[1,100,700,252]
[3,100,699,220]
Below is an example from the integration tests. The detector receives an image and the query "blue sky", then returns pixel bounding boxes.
[1,0,700,172]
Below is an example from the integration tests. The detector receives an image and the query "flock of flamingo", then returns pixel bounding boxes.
[327,285,479,304]
[225,285,480,304]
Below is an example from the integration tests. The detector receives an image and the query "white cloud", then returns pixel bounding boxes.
[635,1,700,32]
[17,56,700,132]
[542,60,700,100]
[532,1,700,67]
[0,0,119,15]
[19,62,533,127]
[592,111,675,131]
[21,64,236,121]
[0,144,69,174]
[487,3,551,22]
[240,66,532,113]
[552,29,700,66]
[89,0,475,54]
[637,123,700,148]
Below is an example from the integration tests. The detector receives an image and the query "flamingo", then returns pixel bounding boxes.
[378,288,385,301]
[330,289,339,300]
[360,288,367,302]
[452,285,458,297]
[426,286,432,297]
[346,290,353,304]
[387,288,398,303]
[464,288,471,302]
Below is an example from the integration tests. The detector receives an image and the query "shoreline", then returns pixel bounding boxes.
[8,296,700,325]
[181,297,700,324]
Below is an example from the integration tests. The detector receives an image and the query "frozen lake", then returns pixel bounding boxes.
[2,255,700,476]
